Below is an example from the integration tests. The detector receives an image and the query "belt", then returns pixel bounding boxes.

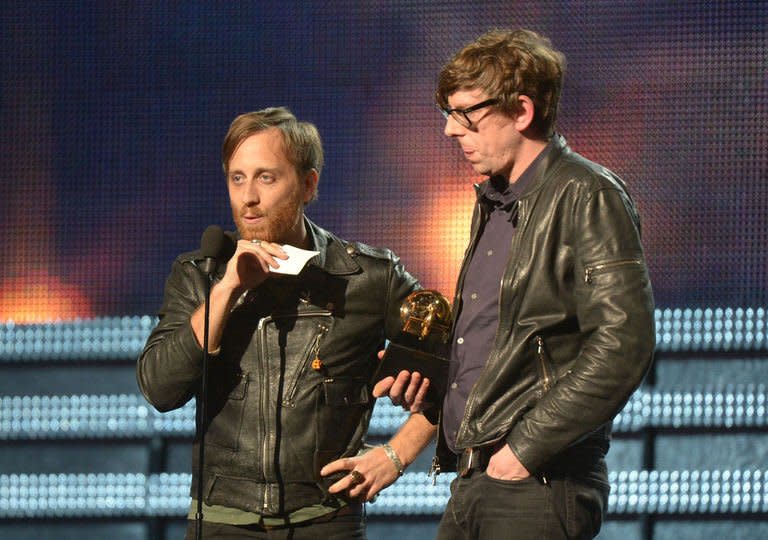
[457,446,493,477]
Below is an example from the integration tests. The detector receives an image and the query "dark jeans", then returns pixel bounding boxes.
[436,472,608,540]
[184,505,365,539]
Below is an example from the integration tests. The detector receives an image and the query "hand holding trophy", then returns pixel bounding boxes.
[375,290,452,405]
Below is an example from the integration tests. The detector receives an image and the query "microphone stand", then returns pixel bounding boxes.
[195,269,214,540]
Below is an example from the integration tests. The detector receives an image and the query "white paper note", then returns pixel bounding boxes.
[270,245,319,275]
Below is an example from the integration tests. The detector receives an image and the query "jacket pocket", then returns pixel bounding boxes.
[282,322,330,408]
[205,371,249,450]
[583,258,643,285]
[314,377,370,475]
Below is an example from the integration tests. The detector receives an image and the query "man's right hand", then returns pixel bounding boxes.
[372,351,432,413]
[191,239,288,353]
[219,239,288,295]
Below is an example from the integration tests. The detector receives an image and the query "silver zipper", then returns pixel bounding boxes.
[256,317,271,512]
[428,455,442,485]
[283,324,329,406]
[536,335,553,393]
[256,310,332,511]
[584,258,642,284]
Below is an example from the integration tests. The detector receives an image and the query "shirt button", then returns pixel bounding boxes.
[457,337,464,344]
[487,249,493,256]
[470,293,478,300]
[451,382,458,389]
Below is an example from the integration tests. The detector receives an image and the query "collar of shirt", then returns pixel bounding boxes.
[478,138,555,215]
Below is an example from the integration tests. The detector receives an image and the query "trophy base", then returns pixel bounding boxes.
[375,342,449,405]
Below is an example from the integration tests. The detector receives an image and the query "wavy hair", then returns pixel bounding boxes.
[436,29,566,137]
[221,107,323,201]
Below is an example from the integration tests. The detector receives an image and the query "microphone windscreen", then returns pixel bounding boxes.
[200,225,225,259]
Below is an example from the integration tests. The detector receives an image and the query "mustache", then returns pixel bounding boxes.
[240,209,266,219]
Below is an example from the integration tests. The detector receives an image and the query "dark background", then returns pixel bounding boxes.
[1,2,766,539]
[2,1,766,321]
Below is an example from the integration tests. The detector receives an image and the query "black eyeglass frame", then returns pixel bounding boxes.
[438,98,500,128]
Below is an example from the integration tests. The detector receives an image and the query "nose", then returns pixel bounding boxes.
[242,179,260,205]
[443,115,465,137]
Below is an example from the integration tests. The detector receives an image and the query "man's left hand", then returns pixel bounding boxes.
[320,446,400,501]
[372,351,431,413]
[486,443,531,481]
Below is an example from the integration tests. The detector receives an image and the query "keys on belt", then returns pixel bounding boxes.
[457,446,493,477]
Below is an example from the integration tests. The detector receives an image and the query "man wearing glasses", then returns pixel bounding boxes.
[376,29,655,538]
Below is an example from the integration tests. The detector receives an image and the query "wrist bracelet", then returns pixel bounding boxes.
[381,443,405,476]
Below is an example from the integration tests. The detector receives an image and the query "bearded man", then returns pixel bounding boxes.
[137,107,434,539]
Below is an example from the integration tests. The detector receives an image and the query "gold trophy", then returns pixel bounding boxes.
[376,290,452,404]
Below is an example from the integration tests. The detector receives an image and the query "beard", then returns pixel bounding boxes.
[232,199,304,245]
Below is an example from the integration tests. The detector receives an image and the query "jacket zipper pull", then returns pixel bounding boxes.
[310,327,329,374]
[428,456,441,485]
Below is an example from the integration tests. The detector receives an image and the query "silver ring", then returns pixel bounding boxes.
[250,239,261,245]
[349,470,364,485]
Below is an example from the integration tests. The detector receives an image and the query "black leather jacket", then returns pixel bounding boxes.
[435,135,655,479]
[137,219,418,515]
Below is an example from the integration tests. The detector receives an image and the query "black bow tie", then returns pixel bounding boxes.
[486,197,518,225]
[498,199,517,213]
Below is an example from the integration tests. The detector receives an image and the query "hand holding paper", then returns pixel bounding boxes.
[270,244,319,275]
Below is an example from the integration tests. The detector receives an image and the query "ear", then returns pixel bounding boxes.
[514,95,536,132]
[302,168,319,204]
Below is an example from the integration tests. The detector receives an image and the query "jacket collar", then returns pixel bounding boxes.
[305,217,361,276]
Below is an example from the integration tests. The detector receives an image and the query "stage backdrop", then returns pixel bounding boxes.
[1,1,766,321]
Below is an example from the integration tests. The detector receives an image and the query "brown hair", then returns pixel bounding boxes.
[221,107,324,192]
[436,29,566,137]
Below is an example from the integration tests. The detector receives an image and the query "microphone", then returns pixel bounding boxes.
[194,224,234,539]
[199,225,225,276]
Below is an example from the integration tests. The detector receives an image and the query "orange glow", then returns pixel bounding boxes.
[0,272,94,323]
[419,177,477,295]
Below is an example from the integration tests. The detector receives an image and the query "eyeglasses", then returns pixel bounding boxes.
[438,98,499,129]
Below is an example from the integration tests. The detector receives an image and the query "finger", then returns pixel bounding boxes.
[233,250,271,282]
[343,469,369,498]
[256,254,272,273]
[410,377,430,413]
[402,371,422,406]
[327,477,354,494]
[248,244,282,269]
[348,482,368,499]
[255,241,289,260]
[365,486,381,502]
[236,244,276,272]
[389,370,412,404]
[377,349,386,360]
[240,239,284,268]
[372,376,394,398]
[327,465,363,495]
[320,458,351,477]
[350,486,370,502]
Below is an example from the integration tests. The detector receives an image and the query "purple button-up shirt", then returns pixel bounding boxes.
[442,143,552,452]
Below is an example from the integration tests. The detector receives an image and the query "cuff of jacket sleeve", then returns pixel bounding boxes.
[187,322,221,356]
[176,321,210,369]
[505,431,543,475]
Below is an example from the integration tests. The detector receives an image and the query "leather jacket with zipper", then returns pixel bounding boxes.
[433,135,655,479]
[137,219,419,515]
